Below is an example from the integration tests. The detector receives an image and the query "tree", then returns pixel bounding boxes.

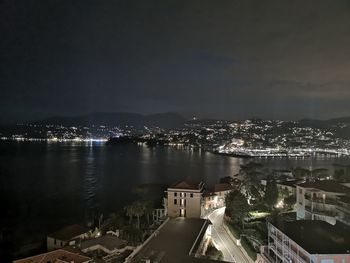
[124,204,135,225]
[264,179,278,209]
[225,190,250,228]
[132,201,146,229]
[292,167,310,179]
[142,200,154,226]
[205,240,224,261]
[284,195,296,209]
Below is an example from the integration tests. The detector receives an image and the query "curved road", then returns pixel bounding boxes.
[205,207,252,263]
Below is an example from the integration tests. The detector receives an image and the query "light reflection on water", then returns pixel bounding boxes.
[0,141,349,246]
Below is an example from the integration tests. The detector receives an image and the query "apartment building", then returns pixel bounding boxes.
[258,220,350,263]
[296,180,350,225]
[166,180,204,218]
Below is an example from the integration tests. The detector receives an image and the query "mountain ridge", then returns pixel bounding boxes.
[32,112,186,129]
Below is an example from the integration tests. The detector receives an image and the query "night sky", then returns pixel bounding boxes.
[1,0,350,122]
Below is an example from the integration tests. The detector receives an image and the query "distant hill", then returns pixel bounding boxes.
[33,112,186,129]
[299,116,350,127]
[299,116,350,139]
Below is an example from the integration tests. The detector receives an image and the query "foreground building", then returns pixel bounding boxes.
[79,234,133,255]
[126,218,212,263]
[167,180,204,218]
[296,180,350,225]
[258,220,350,263]
[14,248,92,263]
[47,224,90,251]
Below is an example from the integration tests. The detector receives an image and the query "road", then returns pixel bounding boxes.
[206,207,252,263]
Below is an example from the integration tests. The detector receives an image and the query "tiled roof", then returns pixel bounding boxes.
[170,180,203,190]
[48,224,90,241]
[14,249,91,263]
[81,234,126,251]
[214,183,232,192]
[277,179,304,188]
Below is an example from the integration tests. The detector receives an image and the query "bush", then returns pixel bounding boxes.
[227,221,242,239]
[205,241,224,261]
[241,236,257,261]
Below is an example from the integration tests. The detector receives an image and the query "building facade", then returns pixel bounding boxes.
[167,180,204,218]
[296,180,350,226]
[47,224,90,251]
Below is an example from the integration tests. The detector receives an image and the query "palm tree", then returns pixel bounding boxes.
[133,201,146,229]
[142,200,154,226]
[124,204,135,225]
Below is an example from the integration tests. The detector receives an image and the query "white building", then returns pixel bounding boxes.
[296,180,350,225]
[47,224,90,251]
[166,180,204,218]
[258,220,350,263]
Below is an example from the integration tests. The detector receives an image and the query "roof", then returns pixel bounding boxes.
[131,218,216,263]
[80,234,126,252]
[14,249,91,263]
[48,224,90,241]
[202,189,217,197]
[169,180,203,190]
[339,195,350,204]
[214,183,232,192]
[297,180,350,193]
[273,220,350,254]
[277,179,304,188]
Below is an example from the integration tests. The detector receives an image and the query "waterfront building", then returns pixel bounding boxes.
[166,180,204,218]
[47,224,90,251]
[258,220,350,263]
[296,180,350,225]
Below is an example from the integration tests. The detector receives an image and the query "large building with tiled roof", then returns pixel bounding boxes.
[296,180,350,225]
[13,248,92,263]
[167,180,204,218]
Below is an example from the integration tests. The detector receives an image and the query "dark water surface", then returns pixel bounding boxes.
[0,141,349,259]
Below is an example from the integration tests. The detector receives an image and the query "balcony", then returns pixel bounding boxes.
[304,195,338,206]
[305,205,337,217]
[337,204,350,215]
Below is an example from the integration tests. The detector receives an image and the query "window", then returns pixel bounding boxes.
[174,192,177,197]
[174,199,177,205]
[190,193,193,198]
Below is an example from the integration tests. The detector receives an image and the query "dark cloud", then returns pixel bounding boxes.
[1,0,350,121]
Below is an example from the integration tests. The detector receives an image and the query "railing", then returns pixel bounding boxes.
[336,205,350,214]
[304,195,338,205]
[305,205,337,217]
[312,208,337,217]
